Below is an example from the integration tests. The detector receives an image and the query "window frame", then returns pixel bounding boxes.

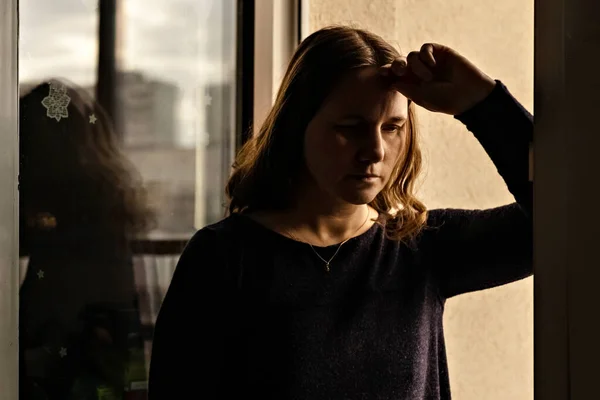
[252,0,304,139]
[0,0,18,397]
[533,0,600,397]
[235,0,255,149]
[96,0,118,134]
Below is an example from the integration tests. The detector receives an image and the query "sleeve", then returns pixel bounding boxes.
[148,227,231,399]
[430,80,533,299]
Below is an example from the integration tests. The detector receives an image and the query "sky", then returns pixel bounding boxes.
[19,0,237,147]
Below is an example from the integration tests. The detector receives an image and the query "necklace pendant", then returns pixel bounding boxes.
[325,262,330,272]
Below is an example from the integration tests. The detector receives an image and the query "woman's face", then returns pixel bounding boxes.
[302,67,409,205]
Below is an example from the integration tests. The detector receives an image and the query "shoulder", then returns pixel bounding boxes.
[184,215,241,253]
[169,216,243,285]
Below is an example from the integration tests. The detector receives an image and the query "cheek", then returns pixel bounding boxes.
[304,130,350,177]
[384,129,404,153]
[382,135,407,174]
[386,139,404,162]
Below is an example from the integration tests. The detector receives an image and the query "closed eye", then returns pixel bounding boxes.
[334,122,406,134]
[382,123,406,134]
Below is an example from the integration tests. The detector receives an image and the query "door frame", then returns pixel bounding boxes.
[3,0,599,398]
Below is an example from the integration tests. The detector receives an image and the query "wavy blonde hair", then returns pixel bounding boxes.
[226,25,428,243]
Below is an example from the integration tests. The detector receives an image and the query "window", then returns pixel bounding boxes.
[17,0,238,397]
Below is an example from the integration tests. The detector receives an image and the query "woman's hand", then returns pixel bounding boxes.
[380,43,496,116]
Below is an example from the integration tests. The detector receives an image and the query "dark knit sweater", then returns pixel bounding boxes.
[148,80,533,400]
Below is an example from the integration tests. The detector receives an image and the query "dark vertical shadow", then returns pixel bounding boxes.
[96,0,118,138]
[235,0,255,150]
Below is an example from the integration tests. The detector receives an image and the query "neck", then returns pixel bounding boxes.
[283,186,373,246]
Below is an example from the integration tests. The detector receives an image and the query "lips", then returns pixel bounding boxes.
[350,174,379,179]
[348,174,380,184]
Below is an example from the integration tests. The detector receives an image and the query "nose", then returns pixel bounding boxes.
[357,128,385,164]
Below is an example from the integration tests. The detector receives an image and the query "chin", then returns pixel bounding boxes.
[338,188,381,205]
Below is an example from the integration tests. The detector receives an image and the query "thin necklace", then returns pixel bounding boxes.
[284,207,371,273]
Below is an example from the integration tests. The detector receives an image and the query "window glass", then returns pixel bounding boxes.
[18,0,236,397]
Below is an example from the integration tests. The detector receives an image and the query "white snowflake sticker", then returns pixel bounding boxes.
[192,85,213,110]
[89,114,97,124]
[37,270,44,279]
[59,347,67,358]
[41,82,71,122]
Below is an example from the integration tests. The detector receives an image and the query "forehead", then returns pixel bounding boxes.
[319,67,409,119]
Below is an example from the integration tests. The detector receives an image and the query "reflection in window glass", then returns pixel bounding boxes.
[18,0,237,398]
[19,0,98,90]
[120,0,236,235]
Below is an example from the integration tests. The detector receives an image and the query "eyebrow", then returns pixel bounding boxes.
[338,114,407,123]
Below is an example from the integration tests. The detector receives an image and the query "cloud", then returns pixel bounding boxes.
[20,0,235,85]
[20,0,237,146]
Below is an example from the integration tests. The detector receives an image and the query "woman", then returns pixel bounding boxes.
[19,80,153,399]
[149,26,532,399]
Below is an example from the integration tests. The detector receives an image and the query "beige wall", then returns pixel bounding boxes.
[309,1,533,399]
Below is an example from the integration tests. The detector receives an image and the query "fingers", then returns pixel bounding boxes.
[378,64,392,77]
[390,57,408,76]
[406,51,433,81]
[380,43,439,81]
[382,47,436,82]
[419,43,437,67]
